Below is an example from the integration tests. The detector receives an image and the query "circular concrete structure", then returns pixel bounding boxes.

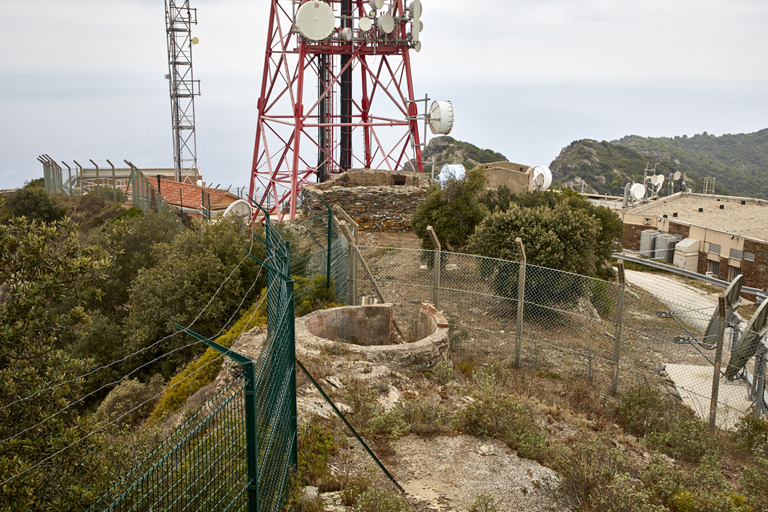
[296,303,450,370]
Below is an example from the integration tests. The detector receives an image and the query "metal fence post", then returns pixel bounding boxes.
[611,261,626,395]
[709,295,727,430]
[326,207,333,291]
[515,238,526,368]
[334,206,359,305]
[243,360,260,512]
[287,277,299,469]
[427,226,441,307]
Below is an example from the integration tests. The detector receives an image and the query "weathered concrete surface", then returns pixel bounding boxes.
[664,364,752,430]
[303,304,392,346]
[296,303,450,370]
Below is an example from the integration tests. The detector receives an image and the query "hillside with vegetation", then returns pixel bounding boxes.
[549,139,684,196]
[412,136,507,174]
[614,129,768,200]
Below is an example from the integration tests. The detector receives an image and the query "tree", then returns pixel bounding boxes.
[0,218,115,510]
[120,218,266,379]
[411,167,488,251]
[2,188,65,223]
[466,201,602,313]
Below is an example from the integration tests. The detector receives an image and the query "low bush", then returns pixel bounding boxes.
[472,360,512,398]
[589,473,665,512]
[734,414,768,452]
[617,386,717,462]
[461,395,547,460]
[740,450,768,511]
[354,487,414,512]
[397,398,452,437]
[96,375,164,427]
[468,493,498,512]
[297,420,339,490]
[550,435,630,510]
[430,360,454,385]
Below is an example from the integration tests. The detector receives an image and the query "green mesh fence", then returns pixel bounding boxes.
[89,217,300,512]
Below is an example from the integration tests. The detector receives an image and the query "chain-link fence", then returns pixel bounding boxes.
[351,244,766,429]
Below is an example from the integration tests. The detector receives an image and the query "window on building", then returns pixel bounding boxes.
[709,260,720,276]
[730,248,743,261]
[729,266,741,281]
[709,243,721,256]
[745,252,756,262]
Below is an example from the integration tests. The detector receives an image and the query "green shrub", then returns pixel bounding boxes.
[734,414,768,452]
[96,375,164,427]
[447,317,468,348]
[640,455,682,506]
[397,398,451,437]
[550,435,630,509]
[430,360,454,385]
[2,187,65,223]
[297,420,338,490]
[468,493,498,512]
[617,386,717,462]
[472,361,511,397]
[589,473,665,512]
[645,418,717,463]
[740,451,768,511]
[462,396,547,460]
[340,471,373,506]
[354,487,413,512]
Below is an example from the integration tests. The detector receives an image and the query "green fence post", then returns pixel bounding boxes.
[326,207,333,291]
[287,277,299,469]
[243,361,260,512]
[611,261,626,395]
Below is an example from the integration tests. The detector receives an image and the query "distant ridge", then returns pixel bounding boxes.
[614,129,768,200]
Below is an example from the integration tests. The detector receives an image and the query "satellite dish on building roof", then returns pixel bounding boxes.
[296,1,336,41]
[674,171,682,181]
[532,166,552,190]
[630,183,646,200]
[428,101,454,135]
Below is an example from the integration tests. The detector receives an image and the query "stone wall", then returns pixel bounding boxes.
[622,224,650,251]
[667,221,690,240]
[742,239,768,291]
[303,169,429,231]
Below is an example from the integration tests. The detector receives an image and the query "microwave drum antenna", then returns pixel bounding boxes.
[296,1,336,40]
[428,101,455,135]
[630,183,646,200]
[532,166,552,190]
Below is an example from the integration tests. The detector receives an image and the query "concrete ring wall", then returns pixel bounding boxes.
[296,303,451,370]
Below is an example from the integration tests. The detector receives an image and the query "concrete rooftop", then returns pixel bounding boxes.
[631,193,768,242]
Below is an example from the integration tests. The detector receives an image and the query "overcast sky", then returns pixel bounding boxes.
[1,0,767,188]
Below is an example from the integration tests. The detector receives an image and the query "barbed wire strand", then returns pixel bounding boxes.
[0,266,280,488]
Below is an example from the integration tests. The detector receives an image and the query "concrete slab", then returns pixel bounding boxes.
[665,363,752,430]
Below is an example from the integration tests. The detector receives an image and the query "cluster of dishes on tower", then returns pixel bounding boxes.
[294,0,454,139]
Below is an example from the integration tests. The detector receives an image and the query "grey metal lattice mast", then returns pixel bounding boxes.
[165,0,200,183]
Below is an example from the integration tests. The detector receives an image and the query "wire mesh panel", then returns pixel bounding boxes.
[128,168,183,226]
[351,244,762,424]
[89,376,249,511]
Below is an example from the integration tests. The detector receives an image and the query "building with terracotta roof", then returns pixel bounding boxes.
[126,175,241,222]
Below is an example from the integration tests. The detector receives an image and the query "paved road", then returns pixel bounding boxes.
[624,269,719,333]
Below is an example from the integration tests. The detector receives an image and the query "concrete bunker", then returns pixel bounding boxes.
[297,303,451,369]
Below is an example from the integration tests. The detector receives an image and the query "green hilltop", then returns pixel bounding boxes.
[614,129,768,200]
[548,139,683,196]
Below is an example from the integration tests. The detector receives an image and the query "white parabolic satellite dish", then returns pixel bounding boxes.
[359,17,373,31]
[630,183,646,200]
[428,101,454,135]
[674,171,682,181]
[295,1,336,41]
[223,199,253,223]
[532,166,552,190]
[377,13,395,34]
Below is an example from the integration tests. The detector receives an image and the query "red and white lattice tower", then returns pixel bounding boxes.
[249,0,449,220]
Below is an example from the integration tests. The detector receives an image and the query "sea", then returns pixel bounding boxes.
[2,72,767,192]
